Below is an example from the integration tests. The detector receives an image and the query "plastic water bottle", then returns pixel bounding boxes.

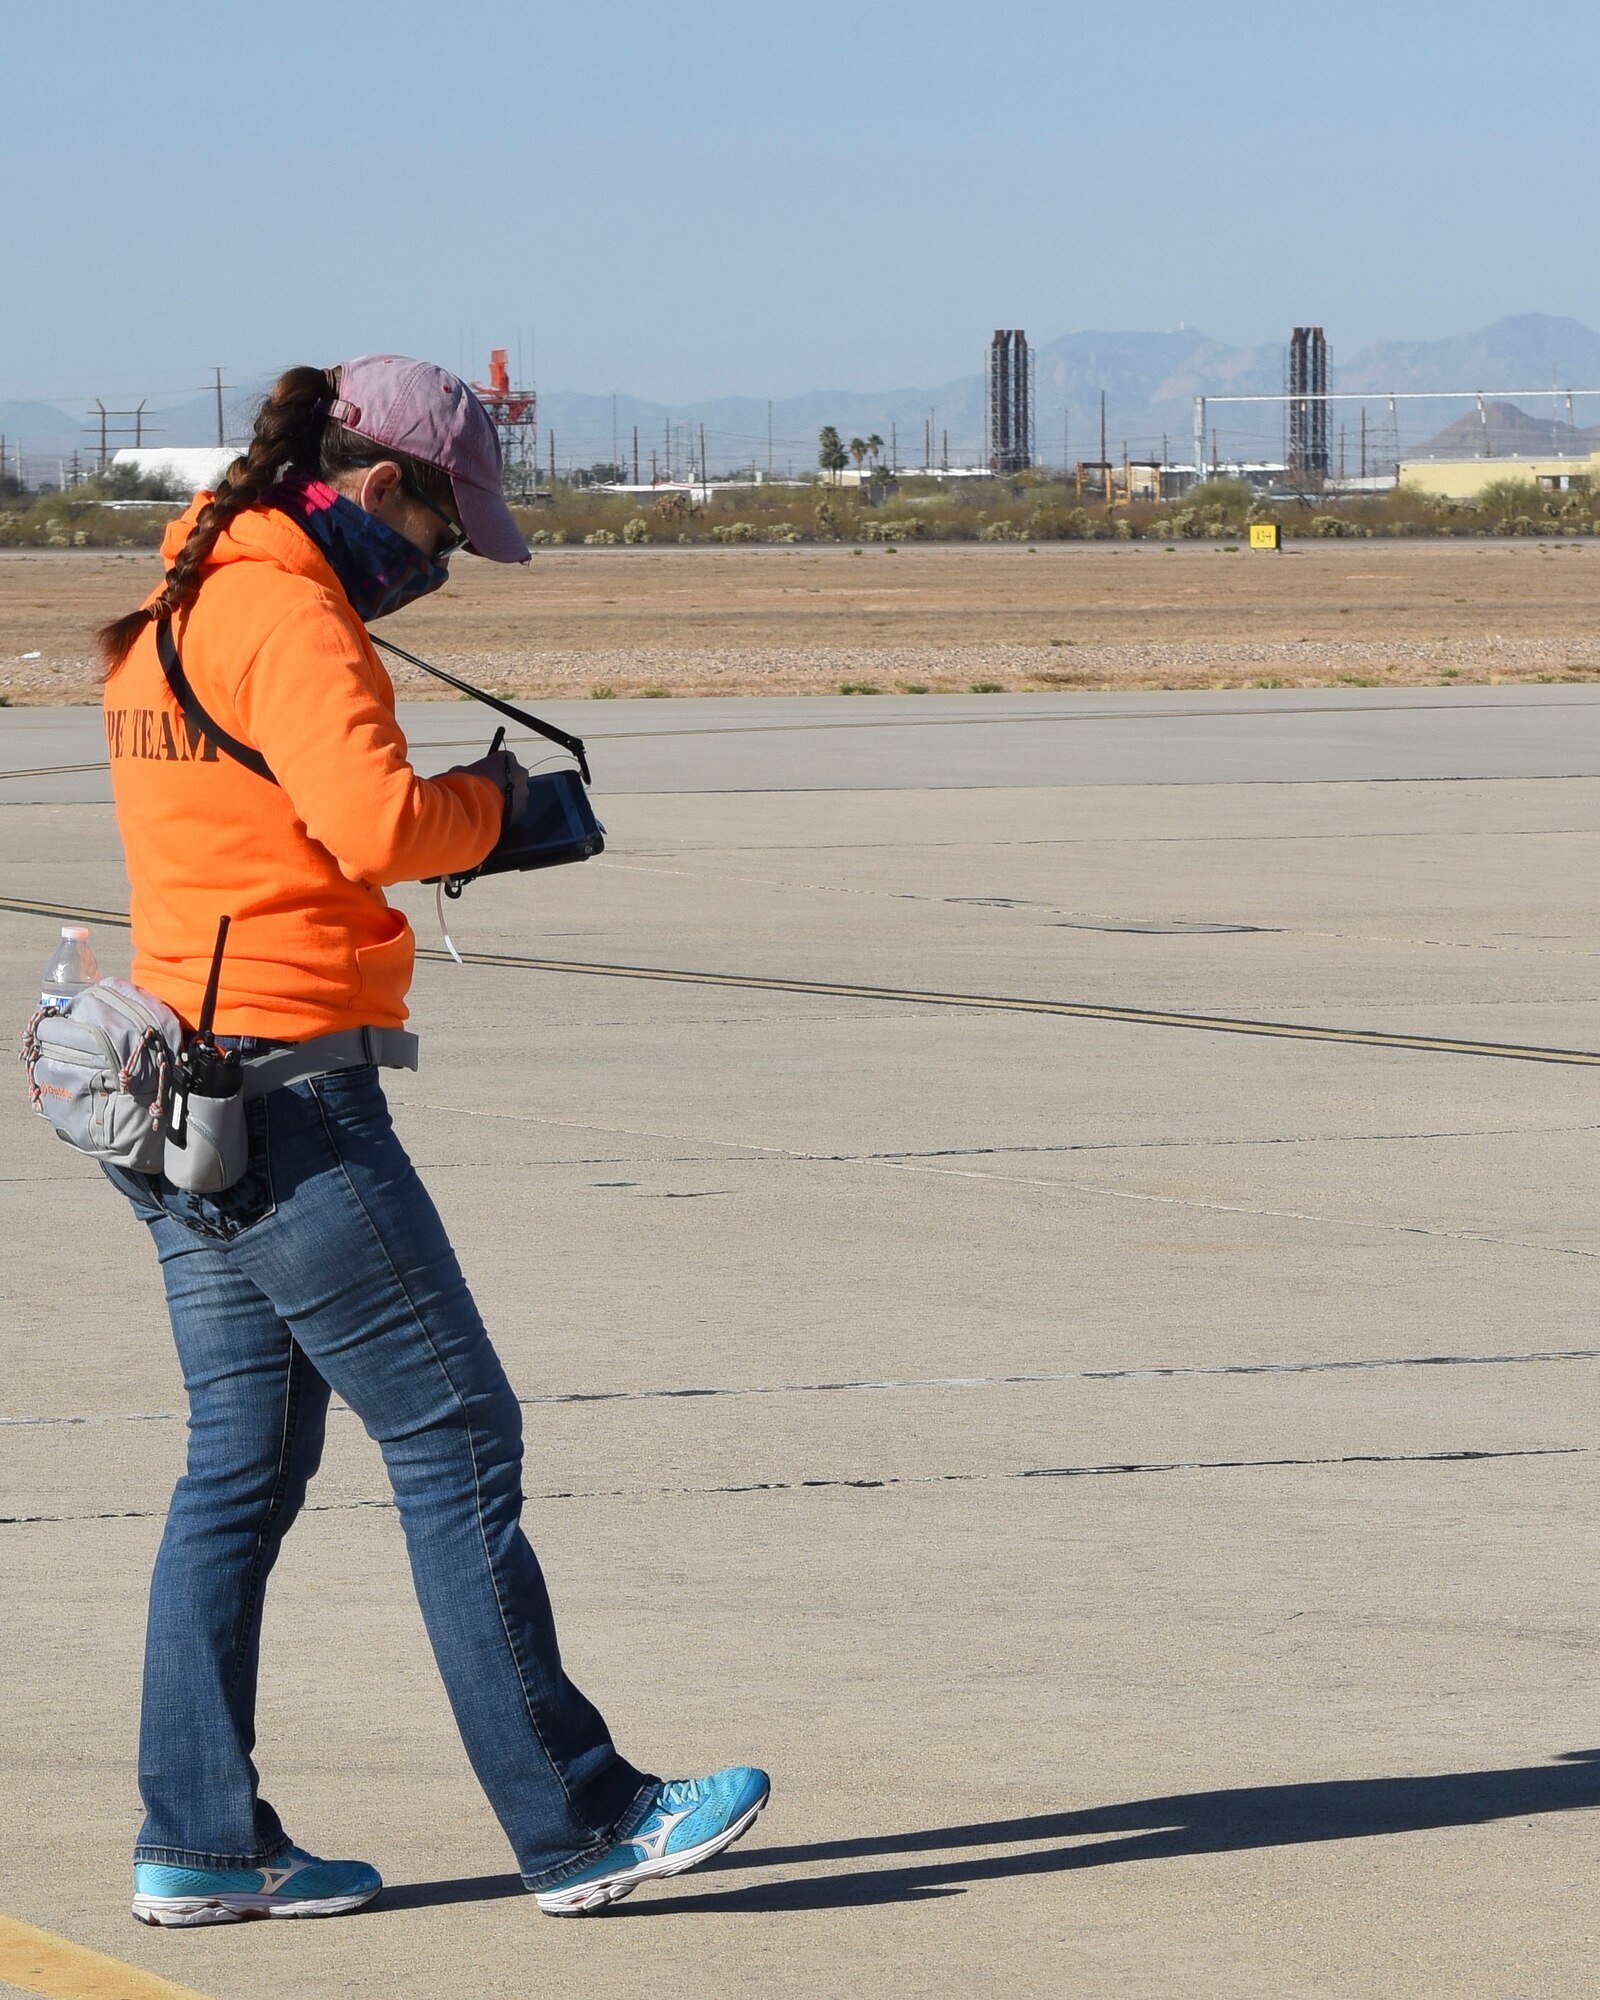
[40,925,99,1013]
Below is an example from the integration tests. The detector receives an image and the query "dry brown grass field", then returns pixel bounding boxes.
[2,538,1598,703]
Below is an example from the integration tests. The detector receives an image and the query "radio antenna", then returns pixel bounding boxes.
[197,914,230,1043]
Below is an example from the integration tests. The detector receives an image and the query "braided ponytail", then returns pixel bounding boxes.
[97,365,335,673]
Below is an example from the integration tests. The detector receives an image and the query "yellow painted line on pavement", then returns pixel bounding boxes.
[4,892,1600,1067]
[0,1915,215,2000]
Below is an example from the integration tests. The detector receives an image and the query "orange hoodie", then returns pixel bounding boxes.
[103,499,502,1038]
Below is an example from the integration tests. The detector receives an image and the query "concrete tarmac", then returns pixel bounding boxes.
[3,690,1599,1999]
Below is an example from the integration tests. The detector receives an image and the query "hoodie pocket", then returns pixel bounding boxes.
[351,913,415,1013]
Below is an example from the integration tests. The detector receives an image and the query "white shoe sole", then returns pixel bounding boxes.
[535,1786,769,1915]
[132,1887,379,1927]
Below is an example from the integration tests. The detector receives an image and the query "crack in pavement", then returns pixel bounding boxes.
[7,896,1600,1065]
[649,823,1600,856]
[9,1346,1600,1432]
[844,1124,1600,1160]
[388,1102,1600,1263]
[0,1443,1582,1527]
[605,860,1600,962]
[880,1157,1600,1262]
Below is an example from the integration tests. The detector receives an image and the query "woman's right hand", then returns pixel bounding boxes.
[450,748,529,832]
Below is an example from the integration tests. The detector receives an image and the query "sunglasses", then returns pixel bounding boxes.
[404,477,468,559]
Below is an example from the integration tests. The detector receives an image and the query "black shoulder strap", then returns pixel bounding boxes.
[155,618,279,786]
[369,634,592,787]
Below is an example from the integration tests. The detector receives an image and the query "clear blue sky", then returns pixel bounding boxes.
[4,0,1592,406]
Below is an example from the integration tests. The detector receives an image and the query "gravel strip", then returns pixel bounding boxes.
[7,636,1600,706]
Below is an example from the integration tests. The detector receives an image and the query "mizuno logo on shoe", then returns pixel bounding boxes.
[255,1861,307,1895]
[630,1809,691,1862]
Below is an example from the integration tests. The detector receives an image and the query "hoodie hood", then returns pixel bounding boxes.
[158,491,342,590]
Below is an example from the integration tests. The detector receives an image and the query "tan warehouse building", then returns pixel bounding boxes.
[1400,452,1599,499]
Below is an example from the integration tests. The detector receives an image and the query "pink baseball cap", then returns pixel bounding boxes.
[328,354,530,564]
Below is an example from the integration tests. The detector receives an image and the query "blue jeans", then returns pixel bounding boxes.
[105,1055,656,1890]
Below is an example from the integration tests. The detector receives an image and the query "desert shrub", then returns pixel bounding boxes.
[1474,477,1542,516]
[583,528,618,545]
[978,520,1025,541]
[0,491,178,548]
[710,521,757,542]
[89,463,188,502]
[1186,479,1256,524]
[1309,514,1369,537]
[762,523,802,542]
[1025,505,1094,540]
[621,516,649,544]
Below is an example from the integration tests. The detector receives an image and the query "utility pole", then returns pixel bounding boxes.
[651,449,658,486]
[632,425,639,485]
[700,422,708,487]
[1360,406,1367,479]
[213,367,225,446]
[942,428,949,471]
[611,393,618,470]
[1099,390,1107,470]
[664,420,671,481]
[766,398,773,476]
[88,399,158,473]
[549,431,556,485]
[890,421,897,472]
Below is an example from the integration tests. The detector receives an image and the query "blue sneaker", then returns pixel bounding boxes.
[131,1845,381,1926]
[535,1766,770,1915]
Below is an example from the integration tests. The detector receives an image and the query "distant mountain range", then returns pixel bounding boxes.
[8,313,1600,476]
[1408,398,1600,460]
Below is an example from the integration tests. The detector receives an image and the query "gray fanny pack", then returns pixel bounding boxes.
[24,977,419,1193]
[23,976,183,1174]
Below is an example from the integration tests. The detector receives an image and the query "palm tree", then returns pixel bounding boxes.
[849,437,868,469]
[818,426,847,480]
[865,433,884,467]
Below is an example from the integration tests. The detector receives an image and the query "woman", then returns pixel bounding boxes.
[96,355,768,1925]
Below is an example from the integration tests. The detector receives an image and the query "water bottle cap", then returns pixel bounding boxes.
[61,925,88,940]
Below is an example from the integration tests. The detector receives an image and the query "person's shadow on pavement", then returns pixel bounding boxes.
[378,1749,1600,1916]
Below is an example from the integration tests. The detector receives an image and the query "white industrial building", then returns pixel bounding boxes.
[111,446,239,493]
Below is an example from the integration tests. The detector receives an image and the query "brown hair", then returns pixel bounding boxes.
[97,364,457,673]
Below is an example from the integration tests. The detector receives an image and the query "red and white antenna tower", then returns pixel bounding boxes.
[471,348,538,497]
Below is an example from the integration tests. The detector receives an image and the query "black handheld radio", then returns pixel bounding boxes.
[168,915,240,1143]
